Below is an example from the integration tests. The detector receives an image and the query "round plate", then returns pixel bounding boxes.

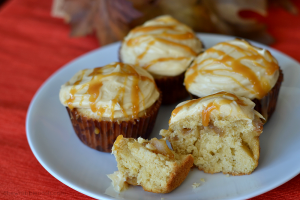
[26,34,300,200]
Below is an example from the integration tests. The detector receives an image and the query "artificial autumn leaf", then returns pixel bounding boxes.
[52,0,298,45]
[57,0,143,45]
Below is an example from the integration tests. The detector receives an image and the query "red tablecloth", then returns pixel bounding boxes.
[0,0,300,199]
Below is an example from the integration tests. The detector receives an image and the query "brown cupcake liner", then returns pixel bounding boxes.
[66,94,162,153]
[252,69,283,121]
[155,72,189,105]
[190,69,284,122]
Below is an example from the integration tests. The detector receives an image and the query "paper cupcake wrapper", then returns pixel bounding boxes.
[190,69,283,122]
[155,72,189,105]
[66,95,162,153]
[252,69,283,121]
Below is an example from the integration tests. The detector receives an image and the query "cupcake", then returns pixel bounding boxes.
[59,62,162,152]
[120,15,203,104]
[160,92,264,175]
[107,135,194,193]
[184,39,283,121]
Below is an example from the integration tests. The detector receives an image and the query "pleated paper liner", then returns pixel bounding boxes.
[190,69,284,122]
[154,72,189,105]
[66,94,162,153]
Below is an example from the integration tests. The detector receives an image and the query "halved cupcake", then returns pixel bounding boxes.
[59,62,162,152]
[184,39,283,121]
[120,15,203,104]
[108,135,194,193]
[160,92,264,175]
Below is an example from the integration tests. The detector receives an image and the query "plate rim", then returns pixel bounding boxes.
[26,33,300,200]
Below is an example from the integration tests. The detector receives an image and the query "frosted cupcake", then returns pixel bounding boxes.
[59,62,162,152]
[160,92,264,175]
[184,39,283,121]
[120,15,203,104]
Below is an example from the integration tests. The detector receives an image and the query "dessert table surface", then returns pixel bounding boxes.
[1,0,300,199]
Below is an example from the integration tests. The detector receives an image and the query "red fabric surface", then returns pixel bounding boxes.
[0,0,299,199]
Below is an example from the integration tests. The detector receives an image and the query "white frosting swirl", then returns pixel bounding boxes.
[169,92,263,125]
[185,39,279,99]
[120,15,203,76]
[59,62,160,120]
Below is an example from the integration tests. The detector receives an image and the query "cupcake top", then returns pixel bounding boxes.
[120,15,203,76]
[59,62,160,120]
[184,39,280,99]
[169,92,263,126]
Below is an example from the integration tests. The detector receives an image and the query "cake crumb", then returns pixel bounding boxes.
[226,174,230,177]
[192,182,201,188]
[200,178,205,182]
[137,137,146,143]
[145,143,156,150]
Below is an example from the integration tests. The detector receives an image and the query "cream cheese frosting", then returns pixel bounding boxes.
[120,15,203,76]
[184,39,280,99]
[59,62,160,120]
[169,92,263,126]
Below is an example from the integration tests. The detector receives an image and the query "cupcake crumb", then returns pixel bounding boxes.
[145,143,156,150]
[226,174,230,177]
[192,182,201,188]
[200,178,205,182]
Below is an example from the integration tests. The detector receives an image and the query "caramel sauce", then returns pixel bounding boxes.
[155,38,197,56]
[126,32,195,47]
[114,135,123,148]
[171,92,247,126]
[66,87,77,109]
[159,32,195,40]
[185,41,279,99]
[87,81,103,113]
[131,77,140,118]
[131,25,176,33]
[202,102,219,126]
[65,63,154,120]
[143,57,187,70]
[136,41,155,65]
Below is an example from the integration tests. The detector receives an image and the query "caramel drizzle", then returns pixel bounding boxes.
[130,25,176,33]
[171,92,247,126]
[128,22,198,68]
[185,41,279,99]
[202,102,219,127]
[127,32,195,47]
[136,41,155,65]
[65,63,154,120]
[155,38,197,56]
[143,57,188,70]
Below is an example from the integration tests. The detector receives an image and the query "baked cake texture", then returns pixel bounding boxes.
[107,135,194,193]
[160,92,264,175]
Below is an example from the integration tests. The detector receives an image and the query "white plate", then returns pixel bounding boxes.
[26,34,300,200]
